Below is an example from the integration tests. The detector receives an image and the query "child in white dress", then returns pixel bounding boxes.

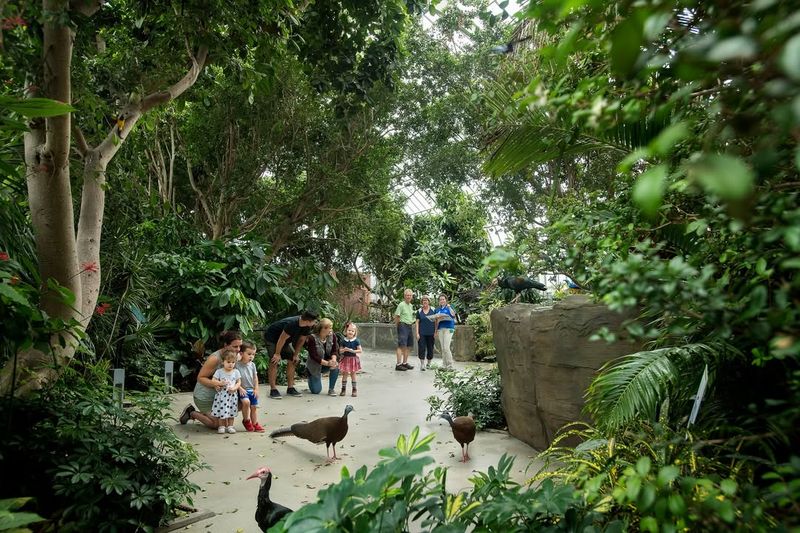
[211,349,241,434]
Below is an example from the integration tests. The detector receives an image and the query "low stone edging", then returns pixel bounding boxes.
[355,322,476,361]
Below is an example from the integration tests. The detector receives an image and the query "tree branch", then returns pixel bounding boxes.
[141,45,209,113]
[72,123,90,157]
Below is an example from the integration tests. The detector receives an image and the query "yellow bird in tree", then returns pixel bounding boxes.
[116,114,126,132]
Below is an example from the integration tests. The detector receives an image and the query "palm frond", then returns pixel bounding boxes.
[585,343,717,434]
[480,80,670,177]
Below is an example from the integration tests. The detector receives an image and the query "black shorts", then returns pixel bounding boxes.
[266,341,296,361]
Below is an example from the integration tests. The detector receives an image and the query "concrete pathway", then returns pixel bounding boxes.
[169,349,541,532]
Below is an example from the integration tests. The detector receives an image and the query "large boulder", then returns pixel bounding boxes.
[490,295,638,450]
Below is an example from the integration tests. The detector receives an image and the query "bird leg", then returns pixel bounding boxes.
[460,445,467,463]
[332,443,339,460]
[465,443,471,461]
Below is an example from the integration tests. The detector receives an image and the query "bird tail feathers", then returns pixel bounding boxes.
[269,427,294,438]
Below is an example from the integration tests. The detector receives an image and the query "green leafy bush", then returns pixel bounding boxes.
[276,428,598,532]
[280,428,797,532]
[533,423,800,531]
[425,366,505,430]
[464,310,496,362]
[0,363,204,531]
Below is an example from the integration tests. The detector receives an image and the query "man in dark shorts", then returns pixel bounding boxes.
[393,288,415,371]
[264,310,319,399]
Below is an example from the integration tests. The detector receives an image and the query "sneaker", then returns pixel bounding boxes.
[352,391,358,397]
[286,387,302,397]
[243,420,254,432]
[226,426,236,434]
[252,423,265,432]
[217,426,226,434]
[395,364,407,371]
[179,404,195,424]
[402,363,414,370]
[328,390,338,396]
[269,389,282,400]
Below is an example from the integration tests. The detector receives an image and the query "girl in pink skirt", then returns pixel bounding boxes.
[338,322,362,397]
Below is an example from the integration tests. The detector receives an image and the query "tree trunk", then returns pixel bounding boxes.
[0,0,81,397]
[0,16,209,396]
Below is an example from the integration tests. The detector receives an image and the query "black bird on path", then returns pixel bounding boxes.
[496,275,547,302]
[270,405,354,461]
[441,413,476,462]
[247,466,292,532]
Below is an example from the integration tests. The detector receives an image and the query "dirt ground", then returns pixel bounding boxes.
[169,349,541,532]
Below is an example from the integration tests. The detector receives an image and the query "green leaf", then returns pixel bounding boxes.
[0,510,45,530]
[707,36,758,62]
[649,122,689,156]
[0,283,32,307]
[635,456,651,476]
[610,14,644,78]
[687,154,755,201]
[0,96,75,117]
[657,465,680,487]
[633,164,667,217]
[667,494,686,516]
[640,516,658,532]
[720,478,737,495]
[780,34,800,81]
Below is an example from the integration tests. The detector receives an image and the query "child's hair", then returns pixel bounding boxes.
[240,340,256,352]
[220,349,238,363]
[344,321,358,335]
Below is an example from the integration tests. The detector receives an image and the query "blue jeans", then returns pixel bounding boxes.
[308,368,339,394]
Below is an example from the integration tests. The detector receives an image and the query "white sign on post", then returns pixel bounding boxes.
[688,364,709,427]
[164,361,174,389]
[113,368,125,408]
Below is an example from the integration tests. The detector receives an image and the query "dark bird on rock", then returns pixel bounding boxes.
[270,405,354,461]
[441,413,476,462]
[247,466,292,531]
[497,275,547,302]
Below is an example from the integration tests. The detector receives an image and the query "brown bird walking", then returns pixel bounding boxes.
[270,405,354,461]
[441,413,476,462]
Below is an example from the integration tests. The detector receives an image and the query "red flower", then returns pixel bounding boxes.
[1,16,26,30]
[0,251,8,261]
[80,261,99,274]
[95,302,111,316]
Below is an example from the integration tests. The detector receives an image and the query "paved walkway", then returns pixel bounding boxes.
[169,349,540,532]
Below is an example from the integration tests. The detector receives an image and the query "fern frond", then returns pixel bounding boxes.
[585,344,716,434]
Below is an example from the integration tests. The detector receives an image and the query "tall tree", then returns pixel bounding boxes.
[0,0,427,396]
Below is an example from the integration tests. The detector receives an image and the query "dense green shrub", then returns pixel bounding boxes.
[464,310,496,362]
[281,428,797,532]
[425,366,505,430]
[0,363,204,531]
[277,428,597,532]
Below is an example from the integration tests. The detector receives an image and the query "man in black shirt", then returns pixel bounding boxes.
[264,310,319,399]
